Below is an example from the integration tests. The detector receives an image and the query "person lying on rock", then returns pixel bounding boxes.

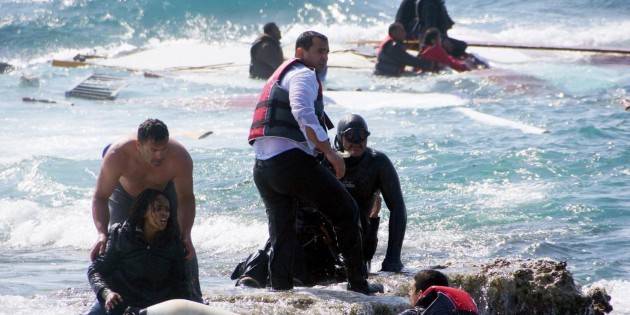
[399,269,479,315]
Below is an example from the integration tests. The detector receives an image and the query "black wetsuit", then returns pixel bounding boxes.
[395,0,419,39]
[339,148,407,272]
[249,35,284,79]
[233,148,407,286]
[87,223,192,315]
[375,39,429,76]
[416,0,467,57]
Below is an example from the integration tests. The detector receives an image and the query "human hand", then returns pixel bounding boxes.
[369,195,382,218]
[325,150,345,179]
[105,291,123,311]
[90,233,108,261]
[182,237,196,260]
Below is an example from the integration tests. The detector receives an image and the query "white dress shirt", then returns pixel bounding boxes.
[253,62,329,160]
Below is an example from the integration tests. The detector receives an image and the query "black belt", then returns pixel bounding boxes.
[255,148,316,167]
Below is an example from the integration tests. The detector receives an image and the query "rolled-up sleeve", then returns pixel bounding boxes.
[287,68,329,148]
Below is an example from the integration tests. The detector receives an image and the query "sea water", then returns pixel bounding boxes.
[0,0,629,314]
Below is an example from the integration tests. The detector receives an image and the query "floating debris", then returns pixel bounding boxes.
[65,74,126,100]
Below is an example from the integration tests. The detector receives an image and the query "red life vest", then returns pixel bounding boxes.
[420,44,469,72]
[416,286,479,315]
[248,58,331,145]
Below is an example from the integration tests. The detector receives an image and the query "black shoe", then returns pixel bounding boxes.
[348,282,384,295]
[236,276,262,288]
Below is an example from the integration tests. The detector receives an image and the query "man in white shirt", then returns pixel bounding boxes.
[247,31,382,294]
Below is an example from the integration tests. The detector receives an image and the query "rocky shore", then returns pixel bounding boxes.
[203,259,612,315]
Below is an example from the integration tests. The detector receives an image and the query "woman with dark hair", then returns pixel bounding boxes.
[86,189,193,315]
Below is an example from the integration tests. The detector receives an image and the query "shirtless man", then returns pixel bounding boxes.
[90,118,201,301]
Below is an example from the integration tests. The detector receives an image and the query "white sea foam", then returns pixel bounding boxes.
[586,279,630,314]
[0,199,93,249]
[0,294,84,315]
[446,180,549,210]
[452,19,630,49]
[193,215,268,255]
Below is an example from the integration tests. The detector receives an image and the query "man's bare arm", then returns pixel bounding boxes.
[173,148,196,259]
[90,148,123,260]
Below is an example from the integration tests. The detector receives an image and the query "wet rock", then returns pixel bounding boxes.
[203,259,612,315]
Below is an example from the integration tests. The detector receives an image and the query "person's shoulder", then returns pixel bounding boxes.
[168,139,193,167]
[369,148,390,161]
[286,63,314,78]
[108,222,127,240]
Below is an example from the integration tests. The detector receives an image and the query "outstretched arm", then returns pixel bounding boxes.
[173,149,196,260]
[90,149,122,260]
[378,155,407,272]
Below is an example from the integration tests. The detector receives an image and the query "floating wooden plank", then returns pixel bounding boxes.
[65,74,126,100]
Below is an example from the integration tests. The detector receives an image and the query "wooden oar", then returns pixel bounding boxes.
[349,40,630,55]
[53,59,244,77]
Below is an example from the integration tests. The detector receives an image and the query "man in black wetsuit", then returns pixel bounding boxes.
[375,23,429,76]
[249,22,284,79]
[334,114,407,272]
[233,114,407,287]
[415,0,468,57]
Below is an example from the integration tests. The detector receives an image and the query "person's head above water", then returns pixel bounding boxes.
[128,189,176,242]
[136,118,169,168]
[263,22,281,41]
[423,28,442,47]
[409,269,450,305]
[389,22,407,42]
[295,31,329,72]
[335,114,370,158]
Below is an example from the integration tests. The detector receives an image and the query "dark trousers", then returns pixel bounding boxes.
[443,37,468,58]
[253,149,368,290]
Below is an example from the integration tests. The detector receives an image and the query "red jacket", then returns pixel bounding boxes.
[420,44,469,72]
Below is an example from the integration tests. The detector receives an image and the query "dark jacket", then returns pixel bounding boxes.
[88,223,191,313]
[249,35,284,79]
[375,38,428,76]
[395,0,419,37]
[340,148,407,272]
[416,0,455,36]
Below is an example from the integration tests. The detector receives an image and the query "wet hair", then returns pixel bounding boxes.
[295,31,328,51]
[127,189,177,245]
[413,269,450,293]
[388,22,405,37]
[263,22,278,34]
[423,28,441,46]
[137,119,169,143]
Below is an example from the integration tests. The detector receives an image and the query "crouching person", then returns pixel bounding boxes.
[86,189,194,315]
[400,269,478,315]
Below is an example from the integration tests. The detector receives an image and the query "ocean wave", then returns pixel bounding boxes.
[2,0,630,62]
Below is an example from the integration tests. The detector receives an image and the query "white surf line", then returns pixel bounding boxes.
[455,107,549,134]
